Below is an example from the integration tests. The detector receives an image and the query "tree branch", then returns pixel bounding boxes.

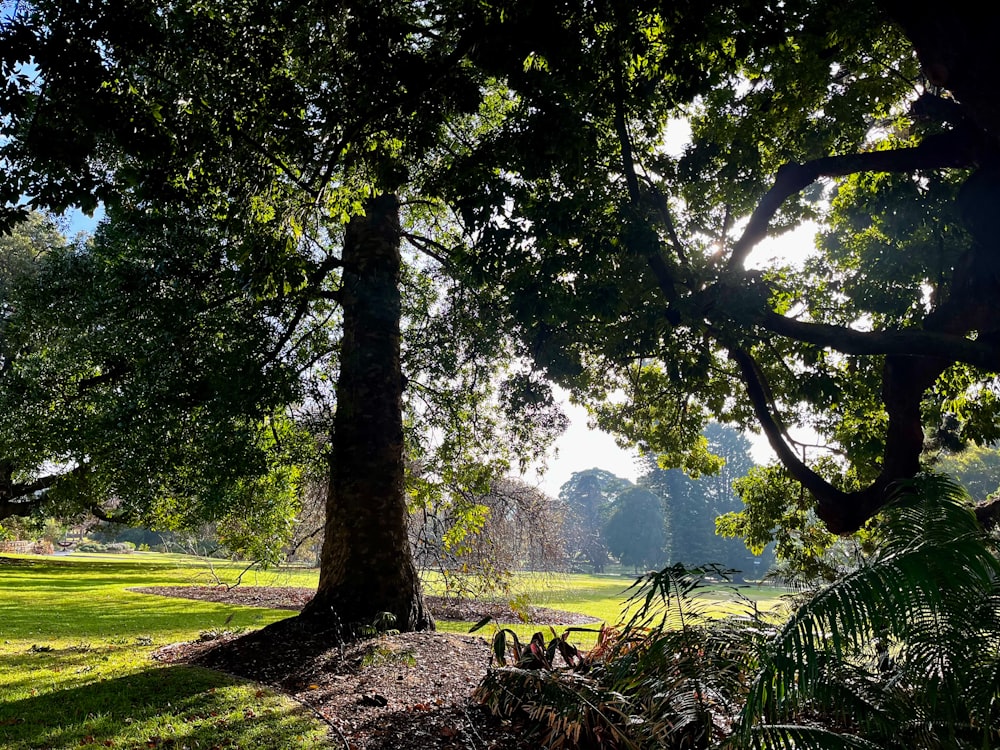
[728,346,849,504]
[402,230,455,269]
[611,71,681,321]
[726,131,981,271]
[0,465,87,520]
[755,311,1000,371]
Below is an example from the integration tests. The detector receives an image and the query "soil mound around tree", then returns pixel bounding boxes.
[144,586,601,749]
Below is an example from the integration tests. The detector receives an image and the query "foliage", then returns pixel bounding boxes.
[477,475,1000,749]
[476,563,759,749]
[717,459,877,583]
[559,469,633,573]
[429,0,1000,539]
[735,474,1000,749]
[0,209,314,544]
[410,477,568,599]
[933,442,1000,502]
[641,422,772,578]
[76,541,135,553]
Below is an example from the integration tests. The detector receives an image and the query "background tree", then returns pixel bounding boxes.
[603,485,667,572]
[558,468,632,573]
[640,423,772,580]
[0,209,311,554]
[410,477,567,598]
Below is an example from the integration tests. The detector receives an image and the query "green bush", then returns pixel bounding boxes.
[76,541,135,554]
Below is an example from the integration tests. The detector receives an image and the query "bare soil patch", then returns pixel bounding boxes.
[138,586,600,749]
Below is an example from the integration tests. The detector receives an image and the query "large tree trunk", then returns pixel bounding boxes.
[301,193,433,634]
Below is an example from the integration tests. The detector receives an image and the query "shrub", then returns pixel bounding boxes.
[476,475,1000,750]
[104,542,136,553]
[475,564,754,749]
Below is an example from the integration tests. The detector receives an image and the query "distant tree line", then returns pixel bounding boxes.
[559,423,775,579]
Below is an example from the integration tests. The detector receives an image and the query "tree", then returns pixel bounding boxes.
[603,485,667,571]
[437,0,1000,541]
[0,0,566,634]
[0,209,310,551]
[640,423,771,579]
[559,468,632,573]
[410,477,567,598]
[7,0,1000,625]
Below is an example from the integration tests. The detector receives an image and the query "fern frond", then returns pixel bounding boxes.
[742,723,885,750]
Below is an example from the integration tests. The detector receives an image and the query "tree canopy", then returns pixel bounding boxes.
[438,0,1000,535]
[3,0,1000,621]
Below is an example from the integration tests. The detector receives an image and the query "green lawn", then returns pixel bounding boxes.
[0,553,325,750]
[431,570,790,643]
[0,552,791,748]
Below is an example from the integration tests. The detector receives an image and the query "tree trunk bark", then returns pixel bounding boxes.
[301,193,433,634]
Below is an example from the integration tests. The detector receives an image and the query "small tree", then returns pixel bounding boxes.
[411,477,567,599]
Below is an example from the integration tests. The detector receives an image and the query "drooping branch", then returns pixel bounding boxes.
[728,346,851,507]
[726,130,981,271]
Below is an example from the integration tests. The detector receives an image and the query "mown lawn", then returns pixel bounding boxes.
[432,570,790,644]
[0,553,326,750]
[0,552,791,748]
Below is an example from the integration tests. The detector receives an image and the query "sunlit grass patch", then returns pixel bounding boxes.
[0,553,331,749]
[434,570,791,647]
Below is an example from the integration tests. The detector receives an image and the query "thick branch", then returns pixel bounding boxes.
[756,311,1000,371]
[0,467,80,520]
[726,132,980,271]
[729,347,850,503]
[729,346,920,534]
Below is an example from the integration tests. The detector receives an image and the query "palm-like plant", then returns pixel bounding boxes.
[475,564,762,749]
[476,475,1000,749]
[735,474,1000,749]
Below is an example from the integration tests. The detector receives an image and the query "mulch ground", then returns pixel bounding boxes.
[135,586,601,749]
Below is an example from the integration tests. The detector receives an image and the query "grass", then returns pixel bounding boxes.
[0,552,792,748]
[431,570,790,645]
[0,552,326,749]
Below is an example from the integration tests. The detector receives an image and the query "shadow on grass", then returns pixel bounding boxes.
[0,662,331,749]
[0,556,202,587]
